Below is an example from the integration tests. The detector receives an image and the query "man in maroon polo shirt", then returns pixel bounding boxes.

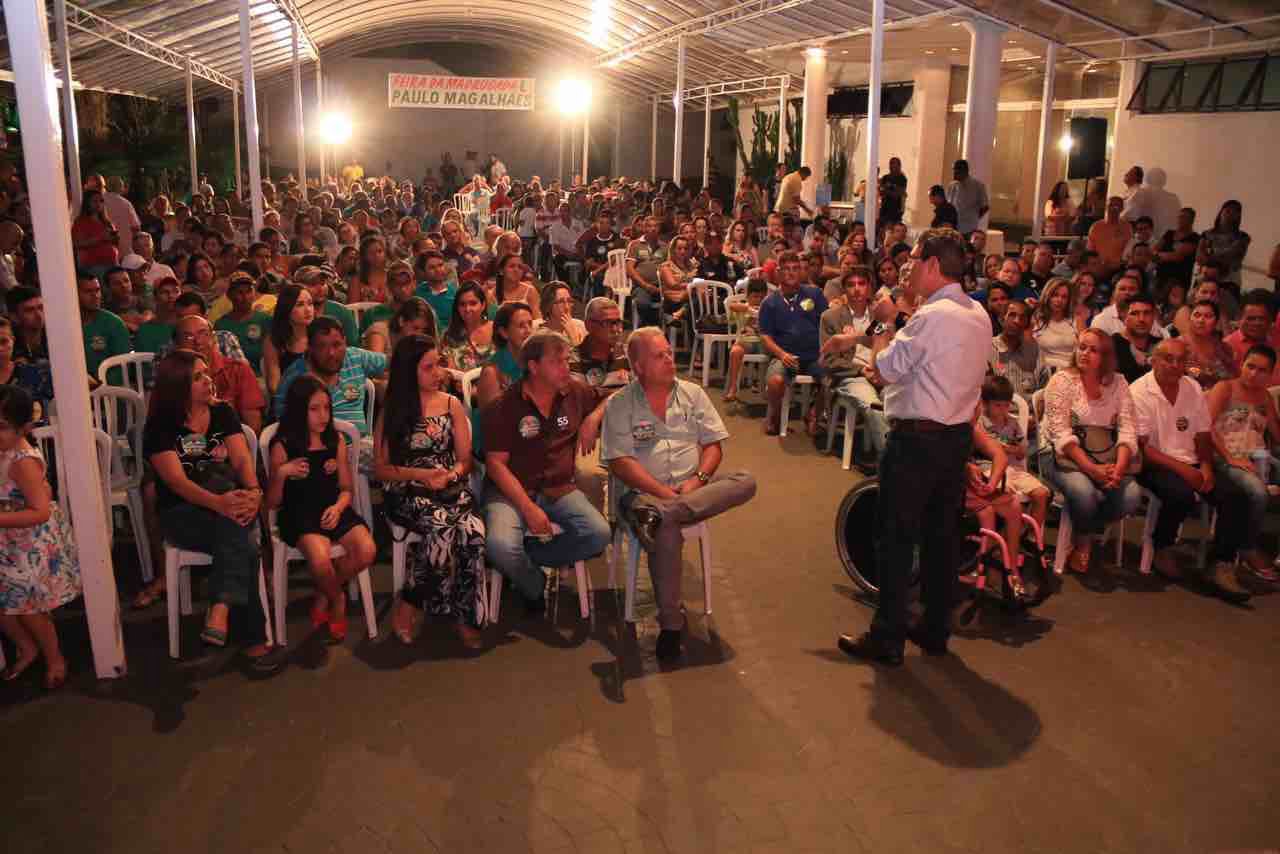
[482,329,613,607]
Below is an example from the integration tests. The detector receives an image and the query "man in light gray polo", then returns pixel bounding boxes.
[603,327,757,660]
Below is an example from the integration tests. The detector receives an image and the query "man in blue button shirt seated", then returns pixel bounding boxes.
[603,327,756,659]
[273,315,387,435]
[759,250,828,435]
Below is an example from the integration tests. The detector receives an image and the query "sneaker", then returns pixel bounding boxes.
[1208,561,1252,604]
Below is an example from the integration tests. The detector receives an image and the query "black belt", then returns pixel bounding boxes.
[889,418,963,433]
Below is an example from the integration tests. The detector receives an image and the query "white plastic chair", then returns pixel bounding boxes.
[97,352,154,405]
[725,294,769,396]
[163,425,274,659]
[604,247,630,314]
[448,366,484,410]
[606,475,712,623]
[687,280,736,386]
[259,419,377,645]
[779,375,815,438]
[346,301,381,331]
[1051,503,1125,575]
[31,424,112,532]
[90,385,154,583]
[493,207,517,232]
[825,391,860,470]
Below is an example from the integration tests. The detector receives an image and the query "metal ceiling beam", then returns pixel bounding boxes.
[62,0,237,89]
[593,0,828,68]
[659,74,793,101]
[1066,13,1280,49]
[938,0,1095,59]
[747,8,953,53]
[0,68,157,100]
[1024,0,1167,52]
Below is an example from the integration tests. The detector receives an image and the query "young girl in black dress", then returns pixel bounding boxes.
[266,375,375,642]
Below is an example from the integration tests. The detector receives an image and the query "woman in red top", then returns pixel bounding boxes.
[71,189,119,276]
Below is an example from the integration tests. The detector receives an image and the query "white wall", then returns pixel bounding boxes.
[1111,60,1277,291]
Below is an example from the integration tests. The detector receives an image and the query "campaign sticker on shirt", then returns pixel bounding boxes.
[586,366,605,386]
[90,335,107,352]
[632,421,656,443]
[518,415,541,439]
[1175,416,1189,432]
[555,414,570,431]
[180,433,208,456]
[800,298,814,312]
[246,325,262,340]
[342,383,360,401]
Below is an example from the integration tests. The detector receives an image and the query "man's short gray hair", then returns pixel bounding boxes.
[520,329,572,371]
[625,326,665,367]
[584,296,618,322]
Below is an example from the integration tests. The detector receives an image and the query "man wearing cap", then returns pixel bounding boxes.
[130,233,175,286]
[296,264,359,345]
[214,272,273,374]
[697,229,744,286]
[360,259,422,352]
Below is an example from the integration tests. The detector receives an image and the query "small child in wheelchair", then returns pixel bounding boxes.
[979,375,1052,533]
[965,415,1026,593]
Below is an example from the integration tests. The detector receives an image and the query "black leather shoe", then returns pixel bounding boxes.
[655,628,682,660]
[906,625,949,656]
[837,632,903,667]
[627,507,662,552]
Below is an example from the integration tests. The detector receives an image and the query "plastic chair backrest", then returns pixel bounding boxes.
[31,424,112,529]
[689,279,732,327]
[97,352,154,403]
[725,294,752,334]
[605,248,630,297]
[363,379,377,431]
[346,301,381,331]
[756,226,769,245]
[1012,393,1031,440]
[90,385,146,488]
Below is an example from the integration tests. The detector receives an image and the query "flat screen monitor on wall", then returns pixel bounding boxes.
[1067,117,1108,180]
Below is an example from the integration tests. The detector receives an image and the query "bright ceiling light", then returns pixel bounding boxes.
[318,112,352,145]
[1057,133,1074,154]
[805,46,826,59]
[557,79,592,115]
[590,0,611,46]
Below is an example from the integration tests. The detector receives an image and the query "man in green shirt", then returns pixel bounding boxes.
[414,249,457,328]
[214,272,272,374]
[296,264,358,344]
[79,271,131,383]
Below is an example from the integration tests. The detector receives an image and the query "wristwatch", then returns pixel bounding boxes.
[695,471,711,484]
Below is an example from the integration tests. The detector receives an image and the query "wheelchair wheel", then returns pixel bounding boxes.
[835,477,920,597]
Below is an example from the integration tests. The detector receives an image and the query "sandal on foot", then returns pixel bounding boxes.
[131,584,164,610]
[200,625,228,647]
[1067,548,1091,574]
[456,622,484,650]
[2,652,37,681]
[326,617,348,644]
[309,598,329,629]
[44,661,67,691]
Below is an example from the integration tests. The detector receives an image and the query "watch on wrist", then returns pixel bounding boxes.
[695,471,710,484]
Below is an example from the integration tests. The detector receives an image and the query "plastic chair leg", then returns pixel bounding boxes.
[575,560,591,619]
[698,527,713,616]
[127,490,154,583]
[392,539,407,595]
[624,531,642,623]
[357,570,377,639]
[273,542,289,646]
[487,570,503,624]
[257,564,275,647]
[165,549,182,659]
[1053,509,1073,575]
[841,405,858,471]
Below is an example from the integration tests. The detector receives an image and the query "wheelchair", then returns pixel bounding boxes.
[835,477,1056,615]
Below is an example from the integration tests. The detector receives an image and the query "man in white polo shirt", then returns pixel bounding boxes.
[1131,339,1251,602]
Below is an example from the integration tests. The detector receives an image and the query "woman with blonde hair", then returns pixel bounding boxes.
[1038,328,1140,573]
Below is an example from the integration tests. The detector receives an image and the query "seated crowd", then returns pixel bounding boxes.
[0,157,1273,687]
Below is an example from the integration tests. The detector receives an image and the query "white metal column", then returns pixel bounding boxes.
[613,104,621,180]
[3,0,125,679]
[185,58,198,200]
[52,0,81,210]
[702,87,712,190]
[232,85,242,201]
[865,0,884,247]
[673,36,686,186]
[263,96,271,182]
[292,23,305,188]
[239,0,264,235]
[315,62,324,186]
[1031,42,1059,238]
[582,106,591,183]
[557,121,565,185]
[961,18,1005,191]
[777,75,788,166]
[801,47,828,213]
[650,96,658,181]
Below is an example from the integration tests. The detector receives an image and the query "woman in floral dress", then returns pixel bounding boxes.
[0,385,80,689]
[374,335,487,649]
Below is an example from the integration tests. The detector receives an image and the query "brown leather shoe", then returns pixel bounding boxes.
[1208,561,1251,604]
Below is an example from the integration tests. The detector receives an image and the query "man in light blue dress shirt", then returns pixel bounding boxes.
[839,229,992,666]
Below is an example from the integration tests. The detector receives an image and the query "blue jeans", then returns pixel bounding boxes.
[1040,451,1140,536]
[483,486,611,600]
[1213,458,1279,552]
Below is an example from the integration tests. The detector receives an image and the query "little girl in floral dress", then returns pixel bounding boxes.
[0,385,81,689]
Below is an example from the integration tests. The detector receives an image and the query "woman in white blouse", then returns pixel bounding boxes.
[1039,327,1141,573]
[1032,277,1077,370]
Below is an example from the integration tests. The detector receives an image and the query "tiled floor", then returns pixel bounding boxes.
[4,390,1279,853]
